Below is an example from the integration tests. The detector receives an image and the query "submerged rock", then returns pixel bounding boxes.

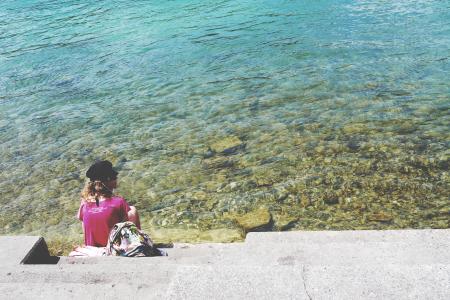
[210,136,246,155]
[199,229,244,242]
[273,215,299,231]
[148,228,244,243]
[235,207,272,232]
[342,123,367,134]
[205,198,218,210]
[324,197,339,205]
[202,148,215,159]
[347,140,360,151]
[367,212,393,222]
[202,157,235,169]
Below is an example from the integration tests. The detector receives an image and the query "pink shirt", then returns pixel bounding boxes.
[77,196,131,247]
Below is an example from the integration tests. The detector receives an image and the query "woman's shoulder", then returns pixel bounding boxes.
[110,196,130,212]
[79,198,88,206]
[111,195,128,203]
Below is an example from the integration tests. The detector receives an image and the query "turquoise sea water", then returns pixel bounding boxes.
[0,0,449,241]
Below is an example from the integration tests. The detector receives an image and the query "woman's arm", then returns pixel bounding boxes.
[77,200,85,233]
[128,206,141,229]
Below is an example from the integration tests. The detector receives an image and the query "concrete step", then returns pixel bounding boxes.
[0,283,166,299]
[56,242,246,265]
[0,265,310,299]
[56,239,449,266]
[0,263,176,285]
[1,230,449,299]
[1,264,448,300]
[245,229,450,245]
[227,240,450,266]
[4,230,448,267]
[166,264,449,300]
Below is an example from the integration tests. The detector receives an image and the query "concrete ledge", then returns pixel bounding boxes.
[1,229,449,299]
[245,228,450,244]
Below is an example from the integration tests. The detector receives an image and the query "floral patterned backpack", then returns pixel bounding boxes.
[106,221,165,257]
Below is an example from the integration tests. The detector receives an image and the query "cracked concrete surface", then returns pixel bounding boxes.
[301,265,312,300]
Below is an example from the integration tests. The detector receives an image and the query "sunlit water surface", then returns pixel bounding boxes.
[0,0,449,243]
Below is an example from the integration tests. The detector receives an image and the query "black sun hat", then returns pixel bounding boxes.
[86,160,118,181]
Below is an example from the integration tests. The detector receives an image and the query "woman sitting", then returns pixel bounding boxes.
[77,160,141,247]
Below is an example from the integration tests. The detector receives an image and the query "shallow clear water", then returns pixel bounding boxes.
[0,0,449,240]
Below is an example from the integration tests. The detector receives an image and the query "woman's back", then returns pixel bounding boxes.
[78,196,130,247]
